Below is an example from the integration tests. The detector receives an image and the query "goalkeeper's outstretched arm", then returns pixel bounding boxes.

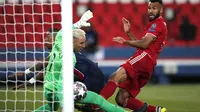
[73,10,93,29]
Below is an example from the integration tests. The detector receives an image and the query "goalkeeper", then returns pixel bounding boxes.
[9,10,96,111]
[57,28,127,112]
[35,10,97,112]
[34,10,96,112]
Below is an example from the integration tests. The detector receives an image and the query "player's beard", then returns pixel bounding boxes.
[148,13,160,22]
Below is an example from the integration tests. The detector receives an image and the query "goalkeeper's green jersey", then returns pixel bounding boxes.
[44,29,76,91]
[44,30,62,91]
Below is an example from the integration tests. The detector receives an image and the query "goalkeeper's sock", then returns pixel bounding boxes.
[100,80,117,99]
[80,91,126,112]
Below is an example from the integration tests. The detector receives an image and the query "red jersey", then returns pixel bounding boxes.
[136,17,167,65]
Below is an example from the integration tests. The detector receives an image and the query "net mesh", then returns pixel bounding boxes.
[0,0,61,111]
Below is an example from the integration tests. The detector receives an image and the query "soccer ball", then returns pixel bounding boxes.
[74,81,87,101]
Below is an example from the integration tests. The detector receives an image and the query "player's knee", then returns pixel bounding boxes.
[115,95,124,107]
[115,93,128,107]
[109,68,127,83]
[115,89,130,107]
[109,72,117,81]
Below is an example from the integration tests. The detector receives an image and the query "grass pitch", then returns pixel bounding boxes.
[0,84,199,112]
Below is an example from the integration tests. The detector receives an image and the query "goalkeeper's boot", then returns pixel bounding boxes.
[81,104,95,112]
[156,106,167,112]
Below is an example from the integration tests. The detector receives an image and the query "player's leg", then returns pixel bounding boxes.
[116,71,166,111]
[78,91,126,112]
[125,97,167,112]
[115,88,167,112]
[100,67,127,99]
[115,88,148,112]
[34,88,60,111]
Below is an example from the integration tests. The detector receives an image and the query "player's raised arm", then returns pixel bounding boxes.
[122,18,138,41]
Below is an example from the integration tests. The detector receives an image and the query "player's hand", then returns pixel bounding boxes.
[122,17,131,33]
[112,37,126,44]
[8,72,24,78]
[74,10,93,28]
[12,83,26,90]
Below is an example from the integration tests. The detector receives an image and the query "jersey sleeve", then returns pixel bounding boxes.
[56,30,62,39]
[73,53,76,67]
[74,68,84,81]
[147,22,164,38]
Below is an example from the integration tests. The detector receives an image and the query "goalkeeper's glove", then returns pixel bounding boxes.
[73,10,93,28]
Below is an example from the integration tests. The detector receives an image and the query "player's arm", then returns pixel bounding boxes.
[113,33,156,49]
[74,68,85,81]
[126,32,138,41]
[26,71,44,85]
[12,72,44,90]
[24,55,50,75]
[8,56,50,78]
[29,55,50,72]
[122,18,137,40]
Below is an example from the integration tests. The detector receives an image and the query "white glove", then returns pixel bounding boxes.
[28,77,36,84]
[74,10,93,28]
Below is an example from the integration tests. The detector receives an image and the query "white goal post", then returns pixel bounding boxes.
[0,0,73,111]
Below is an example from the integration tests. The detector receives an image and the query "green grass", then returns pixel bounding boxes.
[0,84,200,112]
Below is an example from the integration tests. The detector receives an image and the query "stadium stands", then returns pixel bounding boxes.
[0,1,200,48]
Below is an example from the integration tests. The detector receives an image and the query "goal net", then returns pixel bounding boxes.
[0,0,73,111]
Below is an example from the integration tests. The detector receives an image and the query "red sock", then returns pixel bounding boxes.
[147,105,156,112]
[100,80,117,99]
[126,98,144,110]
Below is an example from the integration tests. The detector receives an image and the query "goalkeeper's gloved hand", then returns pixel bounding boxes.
[73,10,93,28]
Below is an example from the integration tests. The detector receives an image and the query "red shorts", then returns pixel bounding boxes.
[118,51,155,97]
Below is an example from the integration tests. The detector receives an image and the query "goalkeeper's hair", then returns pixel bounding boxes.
[149,0,162,5]
[73,29,86,39]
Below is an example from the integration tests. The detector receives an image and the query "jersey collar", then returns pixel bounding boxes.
[149,16,163,24]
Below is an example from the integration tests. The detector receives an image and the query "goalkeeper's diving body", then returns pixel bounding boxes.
[34,10,103,112]
[56,28,127,112]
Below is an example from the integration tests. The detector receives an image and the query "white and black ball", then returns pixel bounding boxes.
[74,81,87,101]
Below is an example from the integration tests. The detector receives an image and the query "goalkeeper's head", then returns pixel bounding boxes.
[148,0,163,22]
[45,28,60,49]
[73,29,86,52]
